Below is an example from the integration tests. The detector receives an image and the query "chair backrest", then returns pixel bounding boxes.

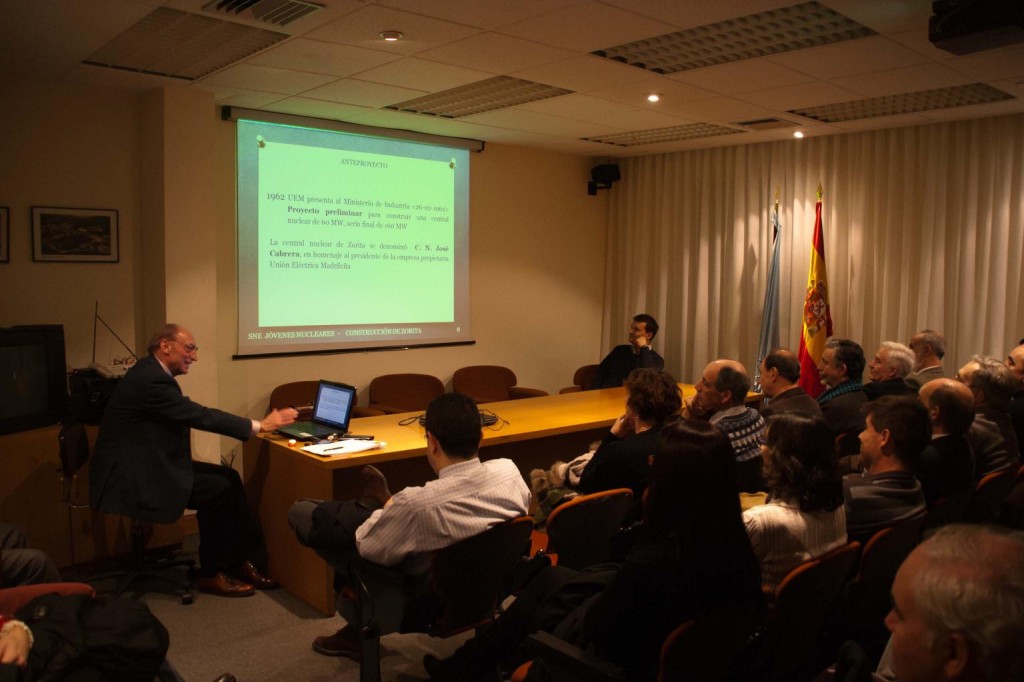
[368,373,444,413]
[769,541,861,681]
[545,488,633,571]
[429,516,533,637]
[452,365,518,404]
[560,365,600,394]
[267,380,319,419]
[658,603,763,682]
[846,514,926,637]
[923,490,972,532]
[964,468,1018,523]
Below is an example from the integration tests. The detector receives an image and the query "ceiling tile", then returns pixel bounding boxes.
[919,99,1024,123]
[200,63,337,95]
[822,0,932,34]
[511,55,653,92]
[462,107,628,137]
[380,0,579,30]
[662,95,787,124]
[191,83,285,108]
[585,76,718,111]
[735,80,862,111]
[947,44,1024,82]
[300,77,429,107]
[499,0,679,53]
[765,35,930,79]
[416,33,576,75]
[669,57,816,95]
[833,63,973,98]
[305,5,481,55]
[261,96,372,120]
[353,57,494,91]
[595,0,794,32]
[245,38,399,76]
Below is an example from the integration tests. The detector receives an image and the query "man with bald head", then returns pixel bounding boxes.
[914,379,976,506]
[957,355,1020,478]
[864,341,918,400]
[883,524,1024,682]
[686,359,766,491]
[758,348,823,419]
[906,329,947,390]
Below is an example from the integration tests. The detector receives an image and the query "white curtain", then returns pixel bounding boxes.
[603,113,1024,384]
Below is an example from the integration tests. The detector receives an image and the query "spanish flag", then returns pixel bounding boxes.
[797,184,833,397]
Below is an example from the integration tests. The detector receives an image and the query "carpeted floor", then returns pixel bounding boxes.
[73,540,470,682]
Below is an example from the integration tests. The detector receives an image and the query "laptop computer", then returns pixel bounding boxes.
[276,380,357,441]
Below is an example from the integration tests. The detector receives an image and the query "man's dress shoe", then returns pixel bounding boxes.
[197,572,255,597]
[237,560,279,589]
[312,625,361,659]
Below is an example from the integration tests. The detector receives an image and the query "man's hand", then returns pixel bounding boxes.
[683,395,709,420]
[0,622,31,666]
[610,413,634,438]
[633,334,649,350]
[260,407,298,433]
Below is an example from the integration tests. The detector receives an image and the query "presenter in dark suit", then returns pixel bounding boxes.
[90,324,297,597]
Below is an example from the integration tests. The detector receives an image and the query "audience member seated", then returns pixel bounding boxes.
[905,329,947,390]
[958,355,1020,477]
[1007,342,1024,457]
[424,420,765,682]
[590,313,665,389]
[759,348,823,419]
[0,524,60,588]
[881,524,1024,682]
[817,338,868,458]
[864,342,918,400]
[913,379,976,506]
[743,414,847,591]
[843,396,928,543]
[685,359,766,492]
[288,393,530,659]
[576,369,682,506]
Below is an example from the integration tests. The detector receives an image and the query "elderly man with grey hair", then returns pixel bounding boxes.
[864,341,918,400]
[685,359,766,492]
[880,524,1024,682]
[906,329,947,389]
[957,355,1020,478]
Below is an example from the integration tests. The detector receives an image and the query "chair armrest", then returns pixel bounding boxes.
[521,631,626,682]
[510,387,549,400]
[0,583,95,614]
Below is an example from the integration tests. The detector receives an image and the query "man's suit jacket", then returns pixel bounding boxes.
[863,378,918,400]
[89,354,253,523]
[905,365,945,390]
[761,386,823,419]
[820,387,868,455]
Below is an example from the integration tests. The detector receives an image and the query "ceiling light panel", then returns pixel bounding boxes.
[385,76,573,118]
[584,122,742,146]
[203,0,323,27]
[83,7,289,80]
[592,1,875,75]
[789,83,1014,122]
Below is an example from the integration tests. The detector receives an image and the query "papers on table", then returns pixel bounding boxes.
[302,440,386,457]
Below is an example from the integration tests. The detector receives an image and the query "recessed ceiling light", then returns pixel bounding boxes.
[380,30,404,41]
[647,93,661,103]
[793,131,805,138]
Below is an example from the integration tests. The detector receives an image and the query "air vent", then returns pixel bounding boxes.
[83,7,288,80]
[386,76,573,118]
[789,83,1014,123]
[592,1,875,74]
[202,0,323,27]
[735,118,798,130]
[583,123,742,147]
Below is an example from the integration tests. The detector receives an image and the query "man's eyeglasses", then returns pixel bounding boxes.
[171,339,199,354]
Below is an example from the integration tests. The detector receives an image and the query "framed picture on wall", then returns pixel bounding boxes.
[0,207,8,262]
[31,206,119,263]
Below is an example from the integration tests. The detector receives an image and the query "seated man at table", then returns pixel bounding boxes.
[288,392,530,658]
[590,314,665,389]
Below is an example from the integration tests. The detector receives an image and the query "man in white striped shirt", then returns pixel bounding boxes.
[289,392,530,659]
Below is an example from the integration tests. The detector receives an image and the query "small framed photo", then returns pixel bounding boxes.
[0,207,8,262]
[32,206,119,263]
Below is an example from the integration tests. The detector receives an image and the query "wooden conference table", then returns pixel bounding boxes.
[243,384,706,614]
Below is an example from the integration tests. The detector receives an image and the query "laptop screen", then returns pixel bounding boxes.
[313,381,356,430]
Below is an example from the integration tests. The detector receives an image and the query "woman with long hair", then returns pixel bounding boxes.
[426,419,764,682]
[743,413,847,590]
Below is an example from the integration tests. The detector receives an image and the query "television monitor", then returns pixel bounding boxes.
[0,325,68,435]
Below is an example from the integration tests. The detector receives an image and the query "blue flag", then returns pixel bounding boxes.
[754,203,781,392]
